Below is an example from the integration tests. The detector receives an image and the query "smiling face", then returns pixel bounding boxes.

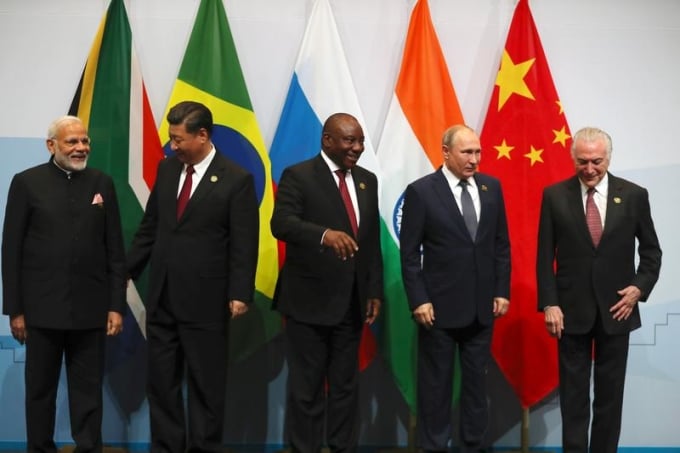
[47,119,90,172]
[321,114,365,170]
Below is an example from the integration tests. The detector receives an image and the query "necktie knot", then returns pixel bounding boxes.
[186,164,195,175]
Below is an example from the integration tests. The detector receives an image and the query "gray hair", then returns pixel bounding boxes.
[442,124,475,148]
[571,127,612,159]
[47,115,83,139]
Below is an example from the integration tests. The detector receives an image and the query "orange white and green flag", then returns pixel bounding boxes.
[376,0,465,413]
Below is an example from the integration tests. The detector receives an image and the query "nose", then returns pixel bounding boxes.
[75,142,89,152]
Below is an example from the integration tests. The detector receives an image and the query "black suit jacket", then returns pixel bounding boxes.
[400,169,510,328]
[2,159,127,328]
[127,152,259,323]
[536,173,662,335]
[271,154,383,325]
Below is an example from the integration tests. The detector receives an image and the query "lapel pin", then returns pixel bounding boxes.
[613,197,621,204]
[210,175,218,183]
[359,182,366,190]
[481,184,488,192]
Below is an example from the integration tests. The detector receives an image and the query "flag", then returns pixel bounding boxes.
[68,0,163,409]
[158,0,279,361]
[269,0,381,371]
[376,0,464,413]
[480,0,573,408]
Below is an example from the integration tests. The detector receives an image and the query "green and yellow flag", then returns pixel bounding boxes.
[159,0,280,360]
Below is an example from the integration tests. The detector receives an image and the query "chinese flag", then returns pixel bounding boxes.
[480,0,574,408]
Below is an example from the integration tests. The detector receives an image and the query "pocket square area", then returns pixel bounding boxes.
[91,193,104,204]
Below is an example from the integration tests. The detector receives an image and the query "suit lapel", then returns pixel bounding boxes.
[349,167,371,239]
[602,173,625,241]
[565,176,596,246]
[433,170,469,238]
[473,175,490,235]
[179,153,225,221]
[313,155,350,230]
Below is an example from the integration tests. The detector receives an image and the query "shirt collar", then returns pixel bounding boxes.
[186,145,216,175]
[320,150,350,175]
[441,165,477,189]
[580,172,609,197]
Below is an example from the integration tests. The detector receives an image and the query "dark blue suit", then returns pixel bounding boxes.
[400,169,510,452]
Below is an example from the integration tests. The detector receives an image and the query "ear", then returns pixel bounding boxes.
[198,128,210,143]
[46,138,57,155]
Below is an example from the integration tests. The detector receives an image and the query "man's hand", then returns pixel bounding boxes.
[10,314,26,344]
[365,299,381,325]
[229,300,249,319]
[322,229,358,261]
[493,297,510,317]
[544,306,564,339]
[611,285,642,321]
[107,311,123,336]
[413,302,435,328]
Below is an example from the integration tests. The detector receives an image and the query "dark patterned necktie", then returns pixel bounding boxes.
[586,188,602,247]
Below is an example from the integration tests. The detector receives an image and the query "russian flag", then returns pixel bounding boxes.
[269,0,381,370]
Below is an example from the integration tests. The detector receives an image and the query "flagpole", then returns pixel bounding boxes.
[505,407,555,453]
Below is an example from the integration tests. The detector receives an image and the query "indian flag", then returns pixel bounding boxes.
[158,0,279,361]
[376,0,465,414]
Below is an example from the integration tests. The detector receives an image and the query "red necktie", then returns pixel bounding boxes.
[335,169,358,237]
[586,188,602,247]
[177,164,195,220]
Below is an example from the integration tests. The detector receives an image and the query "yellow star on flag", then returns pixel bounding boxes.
[494,139,514,160]
[552,126,571,147]
[556,100,565,115]
[496,50,536,111]
[524,145,544,166]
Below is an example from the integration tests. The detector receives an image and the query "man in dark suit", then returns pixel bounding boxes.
[400,125,510,453]
[127,101,259,453]
[271,112,383,453]
[2,115,126,452]
[537,127,661,453]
